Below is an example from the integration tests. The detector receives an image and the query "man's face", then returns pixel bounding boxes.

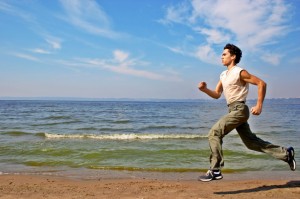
[221,49,235,66]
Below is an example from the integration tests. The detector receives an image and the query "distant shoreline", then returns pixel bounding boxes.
[0,97,299,102]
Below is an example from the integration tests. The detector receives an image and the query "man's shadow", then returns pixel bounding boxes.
[214,181,300,195]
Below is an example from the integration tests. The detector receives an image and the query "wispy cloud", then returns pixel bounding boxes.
[158,1,190,25]
[1,1,62,57]
[45,37,62,50]
[260,52,281,65]
[29,35,62,55]
[61,49,181,81]
[0,1,35,23]
[59,0,123,39]
[114,50,129,63]
[11,52,39,62]
[194,45,219,65]
[30,48,52,54]
[160,0,292,65]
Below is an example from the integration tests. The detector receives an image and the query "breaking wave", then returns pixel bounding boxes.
[43,133,207,140]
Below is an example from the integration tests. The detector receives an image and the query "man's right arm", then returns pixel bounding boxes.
[198,81,223,99]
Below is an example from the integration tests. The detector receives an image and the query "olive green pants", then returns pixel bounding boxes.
[208,101,288,170]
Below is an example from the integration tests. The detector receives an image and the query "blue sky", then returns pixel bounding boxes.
[0,0,300,99]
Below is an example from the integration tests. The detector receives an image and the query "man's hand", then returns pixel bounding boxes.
[198,82,207,91]
[251,105,262,115]
[241,70,266,116]
[198,81,223,99]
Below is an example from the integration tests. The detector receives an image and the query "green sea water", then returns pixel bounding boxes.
[0,99,299,175]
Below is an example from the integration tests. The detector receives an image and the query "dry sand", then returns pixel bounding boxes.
[0,171,299,199]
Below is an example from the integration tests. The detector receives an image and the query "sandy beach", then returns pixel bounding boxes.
[0,171,299,199]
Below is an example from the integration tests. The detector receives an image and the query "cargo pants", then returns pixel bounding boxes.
[208,101,288,170]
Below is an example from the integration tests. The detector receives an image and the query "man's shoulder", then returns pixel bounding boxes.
[220,70,227,75]
[234,65,244,71]
[220,70,227,79]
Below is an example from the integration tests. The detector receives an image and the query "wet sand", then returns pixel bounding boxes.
[1,170,300,198]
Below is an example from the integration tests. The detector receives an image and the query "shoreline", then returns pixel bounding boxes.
[1,170,299,199]
[0,167,300,181]
[1,166,299,181]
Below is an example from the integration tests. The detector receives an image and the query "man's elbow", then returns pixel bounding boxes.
[259,80,267,91]
[261,81,267,88]
[214,92,222,99]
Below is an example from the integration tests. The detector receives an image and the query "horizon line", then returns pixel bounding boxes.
[0,97,299,102]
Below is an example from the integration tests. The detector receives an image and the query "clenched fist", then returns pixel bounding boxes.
[198,82,207,91]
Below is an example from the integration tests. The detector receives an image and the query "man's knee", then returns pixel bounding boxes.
[208,123,224,138]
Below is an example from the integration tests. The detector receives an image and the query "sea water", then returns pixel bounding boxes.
[0,99,299,175]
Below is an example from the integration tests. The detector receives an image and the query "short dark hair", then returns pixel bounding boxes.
[224,43,242,64]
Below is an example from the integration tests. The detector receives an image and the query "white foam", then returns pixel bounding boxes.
[44,133,207,140]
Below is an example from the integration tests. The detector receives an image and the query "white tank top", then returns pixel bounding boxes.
[220,66,249,104]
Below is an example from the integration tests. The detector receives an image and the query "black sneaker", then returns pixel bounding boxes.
[287,147,296,171]
[198,170,223,182]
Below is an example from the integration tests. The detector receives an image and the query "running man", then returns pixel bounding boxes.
[198,43,296,182]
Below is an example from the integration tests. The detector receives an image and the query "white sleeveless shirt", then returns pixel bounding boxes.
[220,66,249,105]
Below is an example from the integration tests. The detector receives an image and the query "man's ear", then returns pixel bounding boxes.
[231,54,236,62]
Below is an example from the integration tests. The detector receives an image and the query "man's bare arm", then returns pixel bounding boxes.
[240,70,267,115]
[198,81,223,99]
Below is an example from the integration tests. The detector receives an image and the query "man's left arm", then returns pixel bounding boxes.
[240,70,267,115]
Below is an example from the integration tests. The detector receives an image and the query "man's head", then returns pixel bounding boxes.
[223,44,242,65]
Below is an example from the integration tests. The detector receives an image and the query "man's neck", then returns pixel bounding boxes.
[227,63,236,71]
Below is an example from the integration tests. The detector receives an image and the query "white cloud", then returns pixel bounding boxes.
[158,2,190,25]
[29,35,62,55]
[194,45,219,65]
[11,52,39,62]
[0,2,63,55]
[46,38,62,50]
[167,46,186,55]
[194,28,230,44]
[189,0,289,48]
[113,50,129,63]
[0,1,35,22]
[59,0,122,39]
[62,50,181,81]
[261,52,281,65]
[30,48,51,54]
[161,0,292,65]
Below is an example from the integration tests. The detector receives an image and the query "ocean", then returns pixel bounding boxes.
[0,99,299,176]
